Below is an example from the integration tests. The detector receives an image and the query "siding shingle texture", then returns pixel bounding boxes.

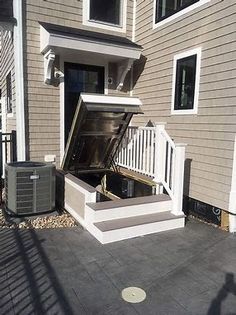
[25,0,134,163]
[133,0,236,210]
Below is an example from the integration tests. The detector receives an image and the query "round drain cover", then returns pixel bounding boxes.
[121,287,146,303]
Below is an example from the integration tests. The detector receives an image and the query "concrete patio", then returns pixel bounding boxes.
[0,218,236,315]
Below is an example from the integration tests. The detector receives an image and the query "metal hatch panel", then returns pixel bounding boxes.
[61,94,142,172]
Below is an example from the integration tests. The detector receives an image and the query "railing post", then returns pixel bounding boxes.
[154,123,166,192]
[11,130,17,162]
[172,143,187,215]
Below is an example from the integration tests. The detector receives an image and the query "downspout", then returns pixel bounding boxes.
[132,0,136,43]
[13,0,26,161]
[130,0,137,96]
[228,135,236,233]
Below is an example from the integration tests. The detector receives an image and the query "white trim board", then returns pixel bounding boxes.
[171,47,202,116]
[81,94,142,106]
[153,0,211,29]
[13,0,26,161]
[83,0,127,33]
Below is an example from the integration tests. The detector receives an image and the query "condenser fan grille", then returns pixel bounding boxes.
[5,162,55,215]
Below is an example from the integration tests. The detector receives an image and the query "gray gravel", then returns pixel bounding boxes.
[0,208,77,229]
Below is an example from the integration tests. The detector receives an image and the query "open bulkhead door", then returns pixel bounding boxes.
[61,93,143,172]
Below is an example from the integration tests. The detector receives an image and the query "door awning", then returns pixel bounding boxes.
[39,22,142,88]
[40,22,142,59]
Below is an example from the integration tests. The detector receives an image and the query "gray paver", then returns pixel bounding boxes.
[0,218,236,315]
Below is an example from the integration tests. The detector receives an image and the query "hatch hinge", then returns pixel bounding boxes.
[117,59,134,91]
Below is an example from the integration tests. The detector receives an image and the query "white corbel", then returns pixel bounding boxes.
[117,59,134,91]
[44,49,56,85]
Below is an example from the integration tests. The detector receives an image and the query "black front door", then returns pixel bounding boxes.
[64,63,105,144]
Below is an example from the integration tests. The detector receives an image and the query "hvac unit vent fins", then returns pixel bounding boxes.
[5,162,55,215]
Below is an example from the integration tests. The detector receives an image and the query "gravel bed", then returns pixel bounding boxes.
[0,208,78,229]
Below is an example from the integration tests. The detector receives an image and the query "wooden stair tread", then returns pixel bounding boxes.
[94,211,185,232]
[87,193,171,211]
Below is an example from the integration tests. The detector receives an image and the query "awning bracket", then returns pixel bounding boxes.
[44,49,55,85]
[117,59,134,91]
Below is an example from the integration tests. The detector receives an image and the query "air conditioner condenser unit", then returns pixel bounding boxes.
[5,161,55,215]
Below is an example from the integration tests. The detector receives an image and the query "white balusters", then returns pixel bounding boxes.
[116,123,186,215]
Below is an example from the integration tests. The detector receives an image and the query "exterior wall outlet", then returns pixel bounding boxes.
[44,154,56,163]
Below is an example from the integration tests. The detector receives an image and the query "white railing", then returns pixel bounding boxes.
[117,123,186,215]
[117,126,156,177]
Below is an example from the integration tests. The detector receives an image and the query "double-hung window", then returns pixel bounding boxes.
[83,0,126,32]
[171,48,201,115]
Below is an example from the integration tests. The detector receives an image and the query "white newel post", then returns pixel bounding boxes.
[172,143,186,216]
[228,135,236,233]
[154,123,166,193]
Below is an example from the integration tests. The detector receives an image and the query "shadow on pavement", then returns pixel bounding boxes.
[207,273,236,315]
[0,227,74,314]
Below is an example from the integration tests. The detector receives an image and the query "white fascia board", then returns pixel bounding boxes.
[50,35,141,59]
[81,94,142,106]
[40,27,141,60]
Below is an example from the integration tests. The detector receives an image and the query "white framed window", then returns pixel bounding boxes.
[83,0,127,33]
[171,47,201,115]
[153,0,211,29]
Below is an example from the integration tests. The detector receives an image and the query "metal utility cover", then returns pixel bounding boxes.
[61,94,142,172]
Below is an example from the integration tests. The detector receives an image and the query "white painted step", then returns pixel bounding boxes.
[87,211,185,244]
[85,194,172,223]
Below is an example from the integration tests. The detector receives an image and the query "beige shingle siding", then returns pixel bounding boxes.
[0,30,16,132]
[133,0,236,210]
[25,0,134,163]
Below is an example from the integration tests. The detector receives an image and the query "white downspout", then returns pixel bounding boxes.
[228,135,236,233]
[13,0,26,161]
[132,0,136,42]
[130,0,137,96]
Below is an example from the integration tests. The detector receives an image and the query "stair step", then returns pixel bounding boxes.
[87,193,171,210]
[85,194,172,223]
[94,211,185,231]
[89,211,185,244]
